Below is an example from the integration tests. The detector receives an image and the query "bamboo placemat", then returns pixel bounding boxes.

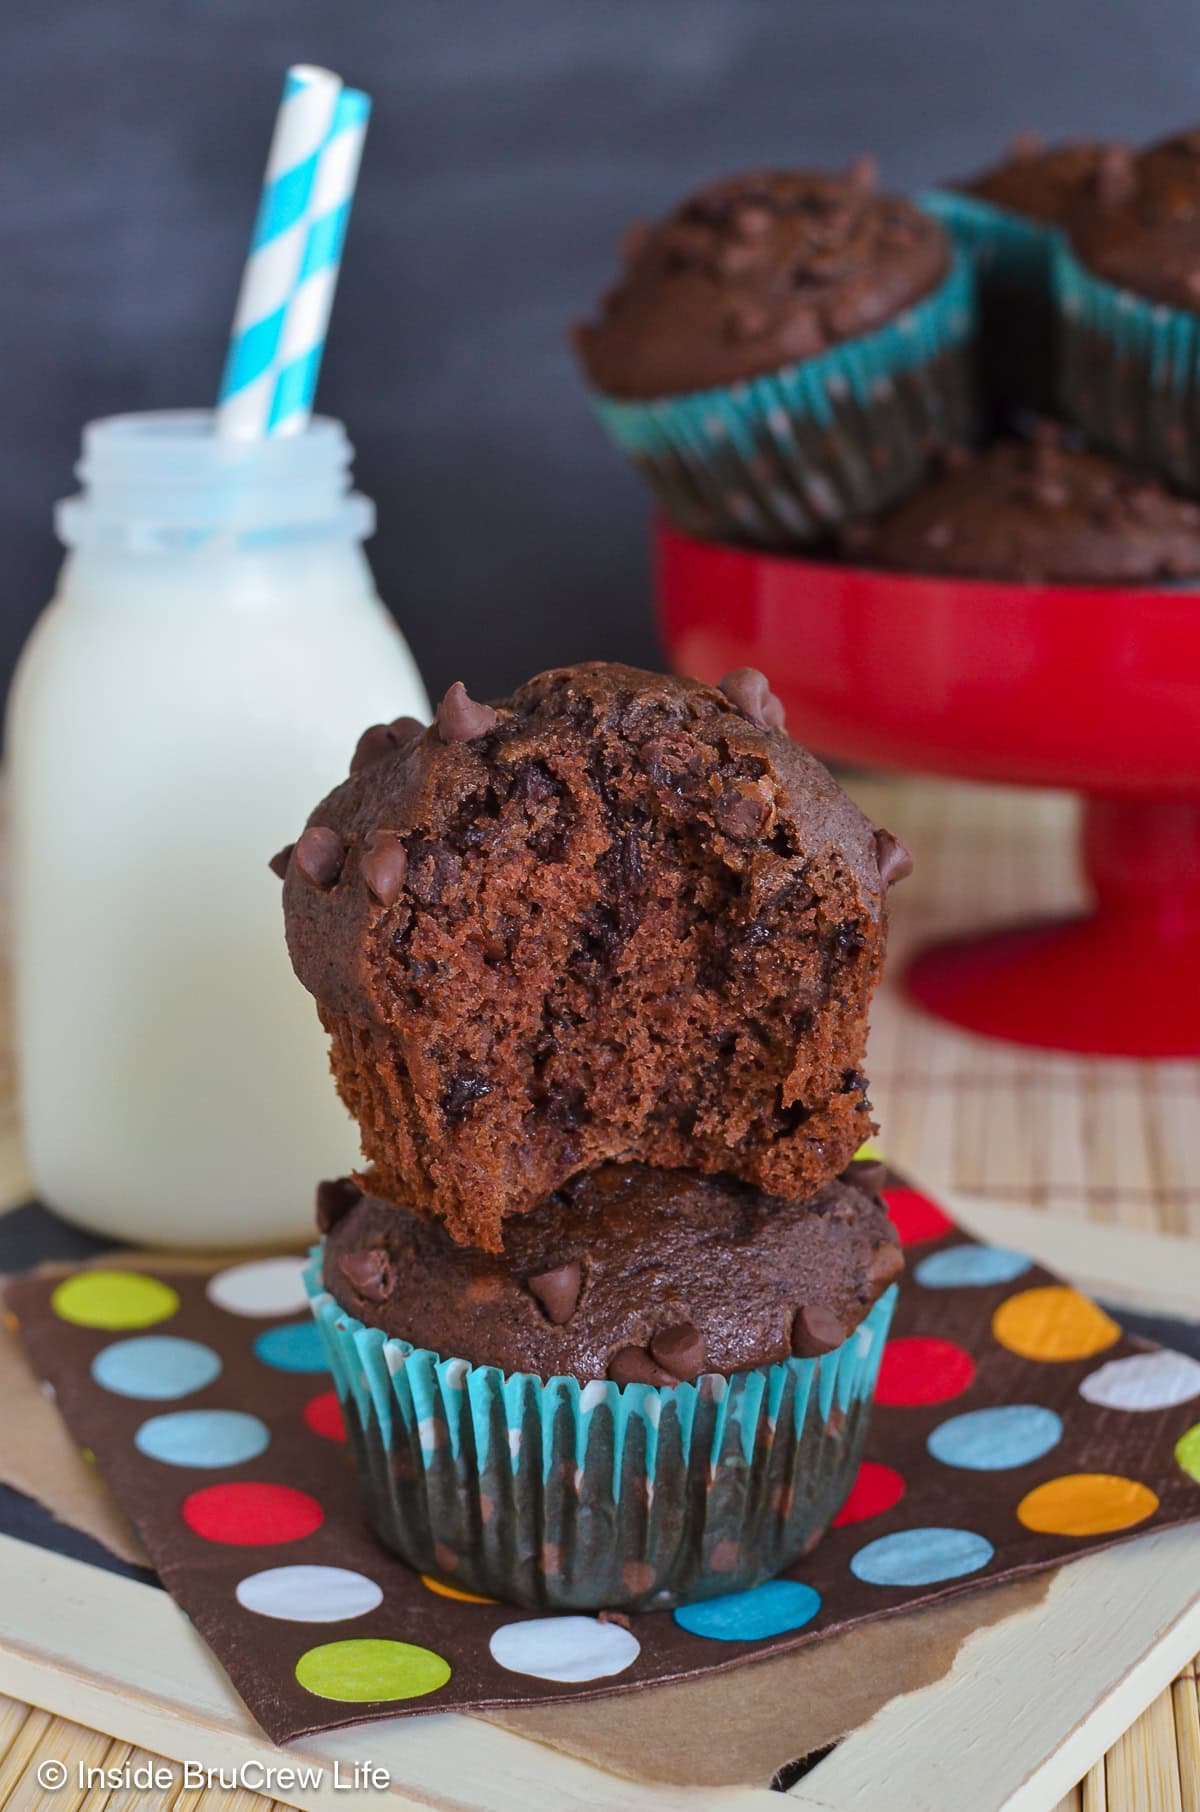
[1,775,1198,1811]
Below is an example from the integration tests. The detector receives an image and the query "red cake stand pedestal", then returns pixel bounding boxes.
[655,520,1200,1057]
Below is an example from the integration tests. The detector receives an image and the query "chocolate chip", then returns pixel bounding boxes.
[714,784,771,841]
[776,307,824,359]
[846,153,878,193]
[842,1157,887,1194]
[436,681,499,743]
[1007,129,1044,160]
[315,1176,362,1234]
[620,220,650,265]
[734,201,773,239]
[867,1241,905,1292]
[650,1322,706,1382]
[527,1260,582,1326]
[338,1246,394,1302]
[406,839,462,906]
[717,666,787,732]
[824,291,868,340]
[608,1346,676,1388]
[874,828,914,887]
[1096,143,1136,207]
[725,302,771,343]
[715,240,759,279]
[293,825,346,889]
[791,1303,846,1358]
[361,829,409,906]
[268,844,293,880]
[441,1068,491,1123]
[351,716,424,776]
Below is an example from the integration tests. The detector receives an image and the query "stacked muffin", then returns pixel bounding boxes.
[574,139,1200,587]
[280,661,906,1610]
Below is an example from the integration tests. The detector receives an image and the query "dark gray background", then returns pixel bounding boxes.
[2,0,1196,702]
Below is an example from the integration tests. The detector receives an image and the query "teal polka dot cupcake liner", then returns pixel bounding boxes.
[304,1250,897,1613]
[589,253,979,548]
[1054,239,1200,491]
[918,188,1061,418]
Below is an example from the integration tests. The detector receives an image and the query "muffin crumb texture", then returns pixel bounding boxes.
[283,662,890,1248]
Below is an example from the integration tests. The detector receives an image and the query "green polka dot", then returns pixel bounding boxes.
[1176,1423,1200,1484]
[295,1638,451,1703]
[52,1271,179,1331]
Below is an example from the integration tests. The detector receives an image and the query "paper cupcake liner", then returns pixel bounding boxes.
[305,1252,897,1613]
[918,188,1059,418]
[590,253,979,548]
[1054,240,1200,492]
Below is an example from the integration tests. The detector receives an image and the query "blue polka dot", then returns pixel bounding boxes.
[928,1405,1062,1472]
[134,1409,270,1468]
[91,1336,222,1401]
[673,1580,822,1642]
[851,1527,993,1587]
[914,1245,1032,1289]
[253,1321,327,1374]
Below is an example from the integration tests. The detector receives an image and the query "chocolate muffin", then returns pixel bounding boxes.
[847,433,1200,585]
[321,1161,904,1383]
[959,132,1115,226]
[574,165,950,400]
[1055,137,1200,485]
[573,164,978,546]
[281,662,905,1249]
[1065,136,1200,311]
[307,1162,902,1609]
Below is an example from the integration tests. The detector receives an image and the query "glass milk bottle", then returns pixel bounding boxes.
[7,411,428,1247]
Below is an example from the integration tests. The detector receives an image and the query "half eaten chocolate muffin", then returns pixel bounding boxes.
[281,662,908,1249]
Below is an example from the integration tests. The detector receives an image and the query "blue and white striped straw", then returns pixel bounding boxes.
[216,65,371,439]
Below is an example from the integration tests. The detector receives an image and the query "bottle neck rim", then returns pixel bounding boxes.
[56,410,374,553]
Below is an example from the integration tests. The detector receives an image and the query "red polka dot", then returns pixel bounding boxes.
[304,1391,347,1443]
[881,1187,956,1247]
[833,1461,906,1527]
[876,1337,975,1407]
[182,1482,324,1547]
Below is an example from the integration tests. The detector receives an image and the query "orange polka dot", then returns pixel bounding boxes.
[1017,1473,1158,1537]
[992,1287,1119,1362]
[420,1574,495,1605]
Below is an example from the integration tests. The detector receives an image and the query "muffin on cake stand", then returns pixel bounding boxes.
[656,519,1200,1057]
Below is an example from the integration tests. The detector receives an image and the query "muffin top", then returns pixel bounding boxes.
[319,1160,903,1383]
[572,164,950,400]
[959,132,1115,225]
[1066,135,1200,311]
[846,433,1200,585]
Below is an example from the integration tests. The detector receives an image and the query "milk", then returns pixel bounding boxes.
[7,412,429,1246]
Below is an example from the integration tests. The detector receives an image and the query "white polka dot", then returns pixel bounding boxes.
[1080,1350,1200,1413]
[489,1616,640,1683]
[207,1258,311,1319]
[235,1565,383,1623]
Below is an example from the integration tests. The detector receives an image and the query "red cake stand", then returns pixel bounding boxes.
[656,520,1200,1057]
